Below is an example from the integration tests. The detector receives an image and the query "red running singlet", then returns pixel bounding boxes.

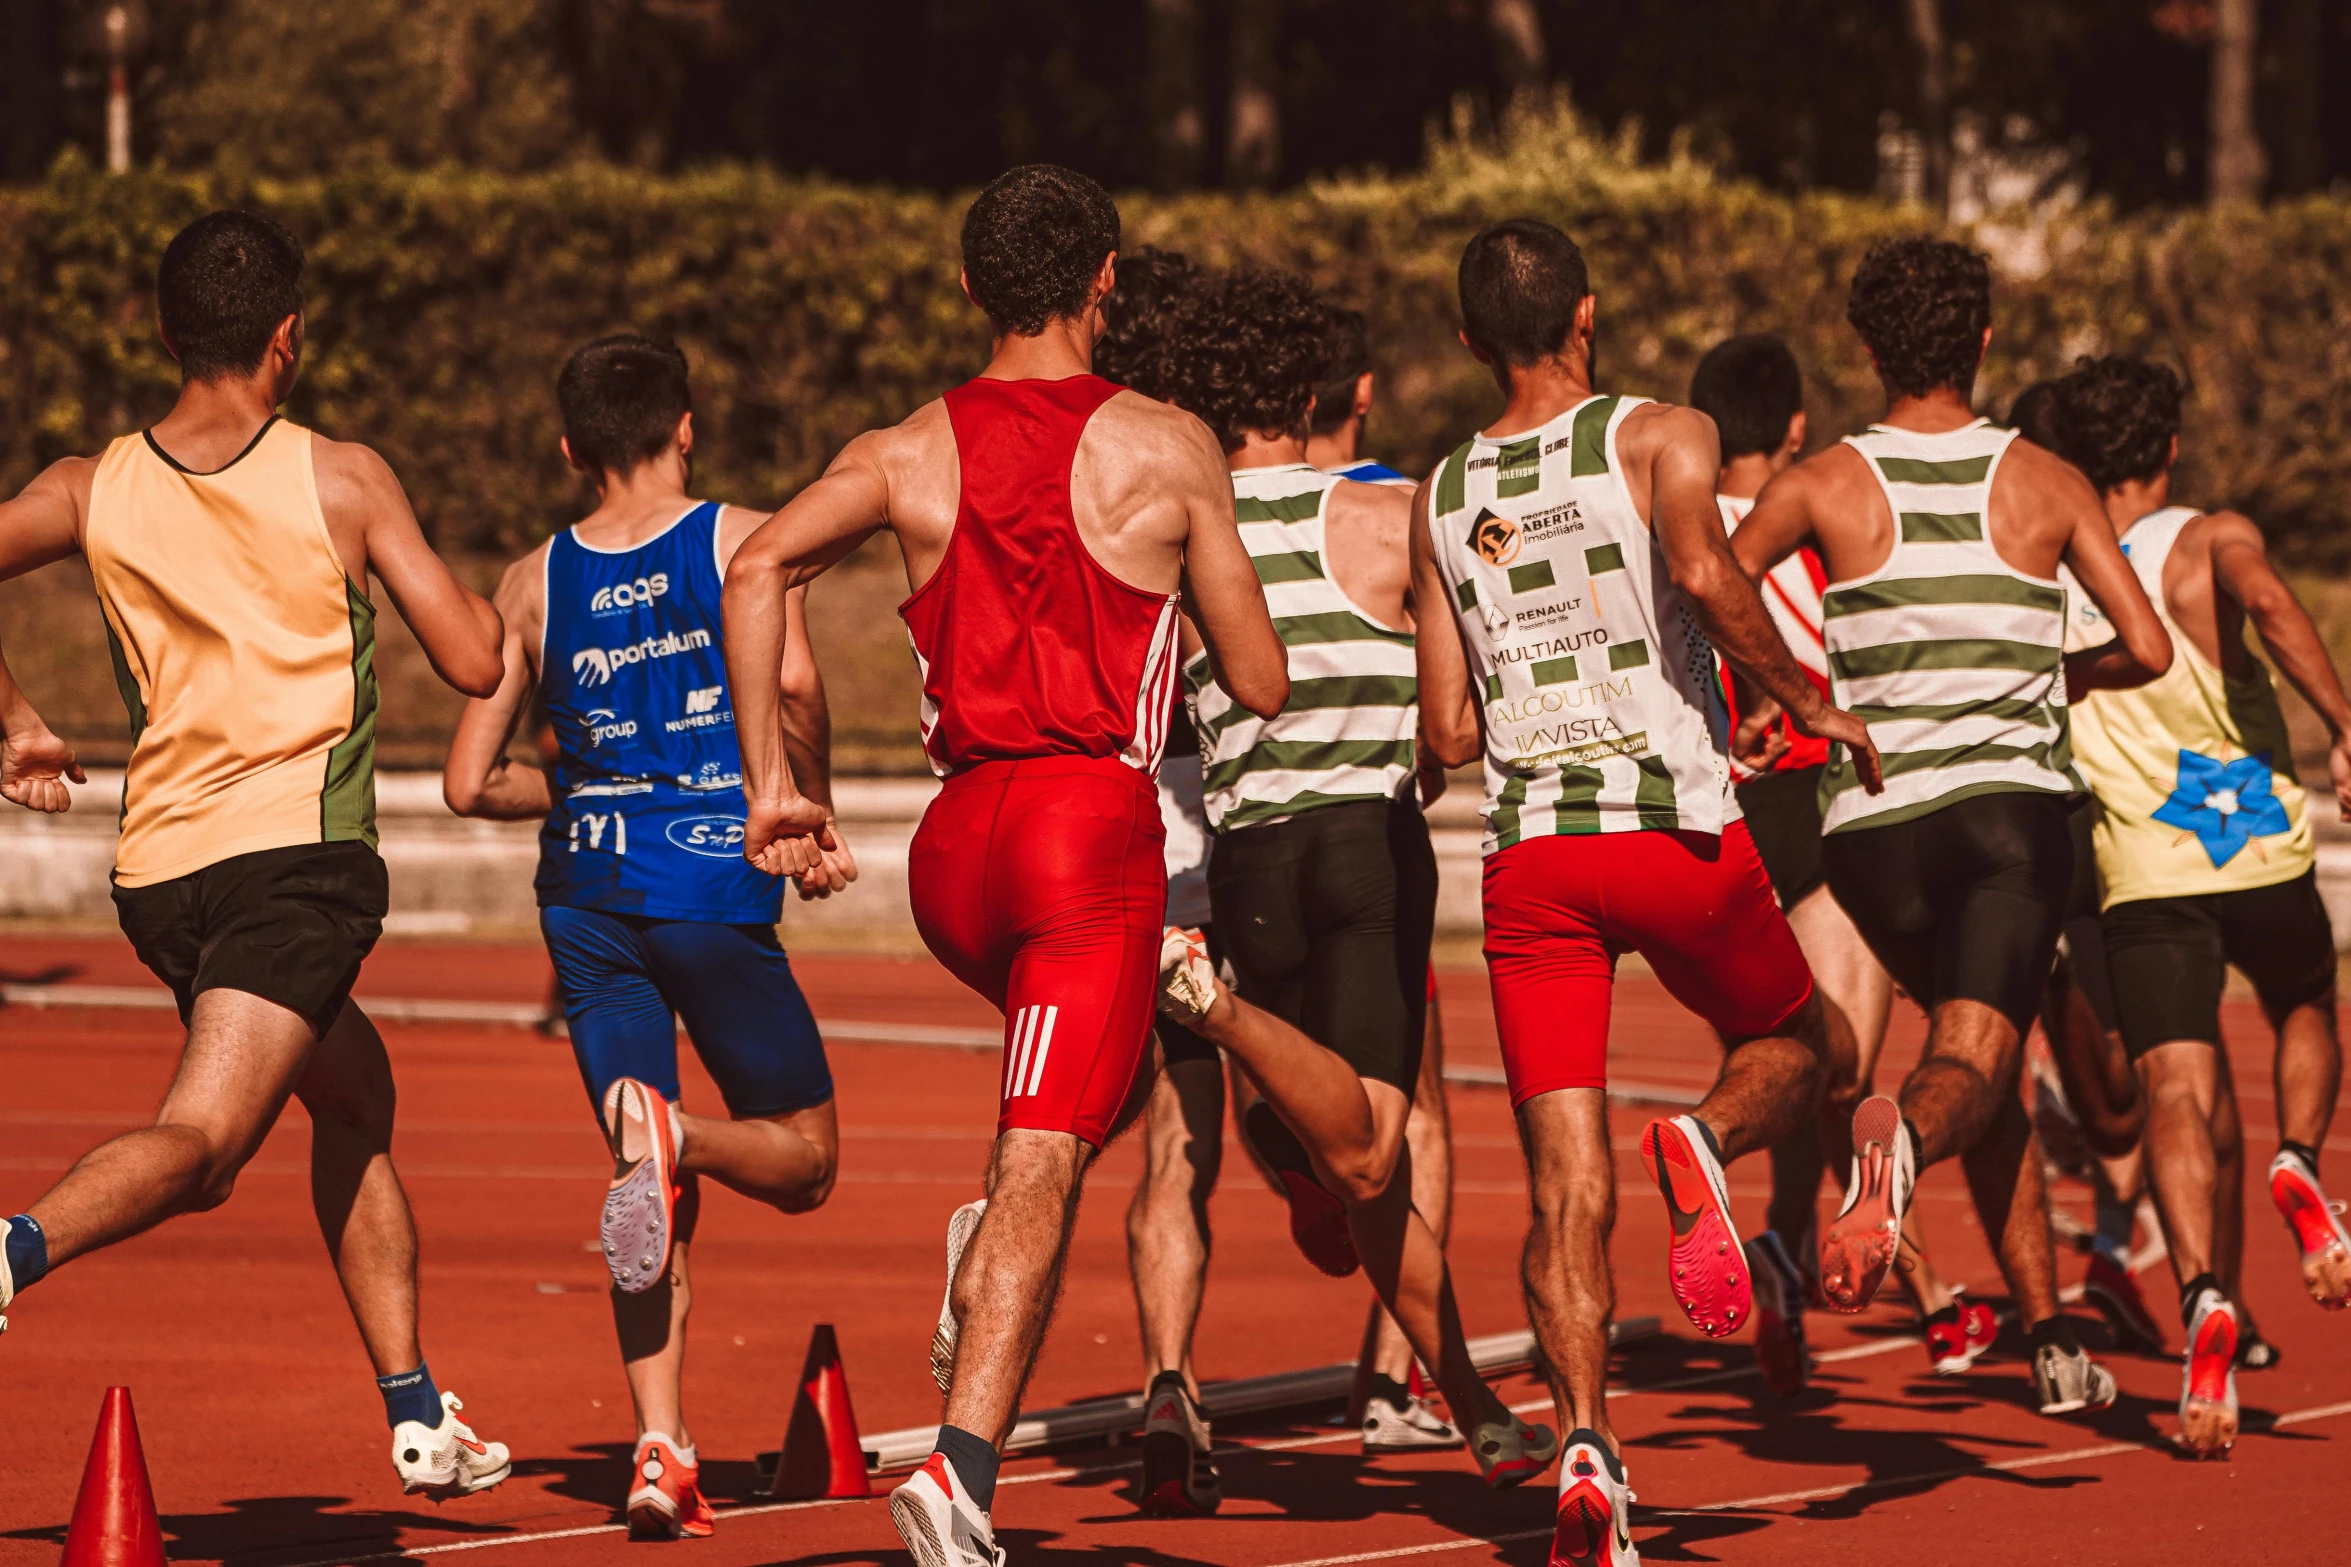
[901,376,1176,1146]
[901,374,1182,778]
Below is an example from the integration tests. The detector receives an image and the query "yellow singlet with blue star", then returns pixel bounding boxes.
[2071,507,2313,909]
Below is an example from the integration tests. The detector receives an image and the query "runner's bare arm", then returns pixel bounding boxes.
[1727,459,1820,580]
[0,460,95,811]
[1175,427,1287,720]
[2208,511,2351,813]
[1646,406,1881,790]
[443,550,553,820]
[2047,451,2171,695]
[778,584,858,898]
[1410,478,1479,769]
[315,439,504,698]
[722,440,893,877]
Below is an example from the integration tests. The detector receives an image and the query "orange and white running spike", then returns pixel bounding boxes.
[1821,1096,1912,1312]
[628,1433,714,1539]
[601,1079,680,1294]
[2268,1149,2351,1309]
[1640,1116,1750,1338]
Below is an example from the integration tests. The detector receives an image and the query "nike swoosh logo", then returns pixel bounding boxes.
[1652,1139,1707,1240]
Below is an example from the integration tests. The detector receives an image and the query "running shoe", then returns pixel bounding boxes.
[2031,1338,2119,1417]
[1640,1115,1750,1339]
[1362,1389,1465,1452]
[1743,1231,1811,1397]
[2267,1147,2351,1310]
[2238,1331,2283,1371]
[2176,1288,2239,1459]
[1549,1429,1638,1567]
[1277,1169,1361,1278]
[890,1451,1005,1567]
[1157,926,1218,1026]
[2083,1250,2166,1355]
[1924,1297,1998,1376]
[1139,1371,1221,1516]
[600,1078,680,1294]
[1820,1096,1913,1313]
[392,1392,512,1498]
[627,1432,715,1539]
[1471,1412,1558,1490]
[930,1198,988,1395]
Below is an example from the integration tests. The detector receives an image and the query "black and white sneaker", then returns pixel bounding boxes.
[891,1451,1006,1567]
[1139,1371,1220,1515]
[2032,1339,2119,1417]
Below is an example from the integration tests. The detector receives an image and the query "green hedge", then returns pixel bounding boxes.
[6,100,2347,559]
[4,100,2349,765]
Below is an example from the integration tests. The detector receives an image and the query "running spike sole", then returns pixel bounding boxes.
[1549,1486,1615,1567]
[2270,1161,2351,1309]
[2179,1303,2240,1459]
[1820,1096,1904,1313]
[1138,1431,1219,1516]
[1640,1119,1751,1339]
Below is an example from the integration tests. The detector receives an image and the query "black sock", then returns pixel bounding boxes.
[1365,1372,1411,1409]
[2179,1270,2223,1321]
[2027,1314,2079,1357]
[2280,1140,2321,1176]
[934,1424,1000,1511]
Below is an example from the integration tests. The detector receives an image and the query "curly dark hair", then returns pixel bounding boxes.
[1309,306,1372,435]
[2005,378,2066,453]
[1845,237,1992,399]
[959,164,1120,337]
[1092,246,1200,403]
[1160,267,1334,453]
[2052,356,2183,491]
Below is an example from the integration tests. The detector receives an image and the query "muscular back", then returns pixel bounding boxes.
[1773,435,2088,586]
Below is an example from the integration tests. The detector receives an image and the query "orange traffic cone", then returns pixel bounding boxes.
[770,1324,871,1499]
[59,1387,164,1567]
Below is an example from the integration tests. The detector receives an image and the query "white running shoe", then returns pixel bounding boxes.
[1549,1429,1638,1566]
[1362,1391,1465,1452]
[1157,926,1218,1025]
[601,1078,682,1294]
[1820,1096,1915,1312]
[2177,1289,2239,1458]
[392,1392,512,1499]
[2031,1338,2119,1417]
[930,1199,988,1395]
[890,1451,1005,1567]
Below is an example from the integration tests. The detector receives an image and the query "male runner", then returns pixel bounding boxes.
[1153,264,1554,1492]
[442,335,847,1535]
[1689,333,1993,1394]
[1732,237,2171,1419]
[1415,218,1875,1565]
[2053,354,2351,1455]
[0,211,512,1495]
[717,165,1289,1567]
[1306,307,1413,486]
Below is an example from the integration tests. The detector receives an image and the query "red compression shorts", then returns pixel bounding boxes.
[909,755,1165,1146]
[1483,821,1814,1106]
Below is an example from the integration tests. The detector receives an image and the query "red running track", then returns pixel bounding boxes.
[0,935,2346,1566]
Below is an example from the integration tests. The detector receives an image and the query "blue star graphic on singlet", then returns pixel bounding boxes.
[2152,749,2289,867]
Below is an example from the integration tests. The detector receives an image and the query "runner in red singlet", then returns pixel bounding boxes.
[720,165,1286,1567]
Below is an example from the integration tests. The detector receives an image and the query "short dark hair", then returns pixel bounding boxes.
[1845,237,1992,399]
[2004,379,2066,453]
[1309,307,1372,435]
[1162,268,1332,453]
[2052,356,2183,492]
[557,335,692,478]
[1689,334,1803,460]
[1458,219,1590,373]
[960,164,1121,337]
[156,210,305,383]
[1093,246,1199,403]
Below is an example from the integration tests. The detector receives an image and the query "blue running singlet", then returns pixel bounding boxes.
[1325,458,1412,486]
[535,502,781,923]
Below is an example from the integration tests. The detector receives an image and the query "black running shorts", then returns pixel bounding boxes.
[2102,870,2336,1060]
[2056,793,2119,1033]
[1206,796,1438,1094]
[113,841,389,1032]
[1819,790,2071,1033]
[1733,765,1829,912]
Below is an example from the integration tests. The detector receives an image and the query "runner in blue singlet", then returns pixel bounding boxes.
[443,335,849,1541]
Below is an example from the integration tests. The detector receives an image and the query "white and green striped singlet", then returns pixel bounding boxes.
[1183,464,1417,832]
[1819,420,2079,833]
[1428,394,1736,855]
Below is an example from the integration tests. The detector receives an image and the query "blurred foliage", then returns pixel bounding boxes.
[5,98,2345,563]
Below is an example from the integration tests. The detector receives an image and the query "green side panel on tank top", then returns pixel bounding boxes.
[1484,670,1504,703]
[1570,396,1621,477]
[1584,542,1626,574]
[1823,573,2063,617]
[1550,766,1605,833]
[1434,442,1471,517]
[103,620,145,830]
[1489,771,1531,849]
[1532,655,1578,686]
[1455,576,1480,610]
[1609,639,1650,671]
[1495,435,1543,498]
[1634,754,1680,829]
[1252,550,1324,585]
[1507,558,1555,595]
[1898,510,1984,544]
[321,578,380,848]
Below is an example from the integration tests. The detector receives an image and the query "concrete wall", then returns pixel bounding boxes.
[6,772,2349,952]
